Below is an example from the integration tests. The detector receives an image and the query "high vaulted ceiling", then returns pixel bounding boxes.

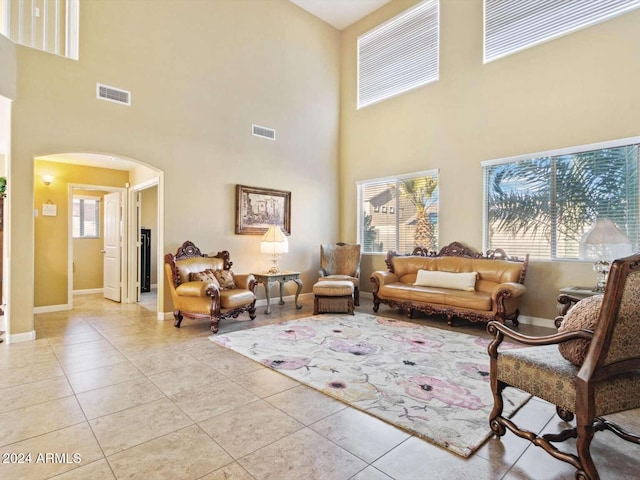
[289,0,391,30]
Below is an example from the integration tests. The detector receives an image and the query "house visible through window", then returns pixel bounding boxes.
[483,138,640,260]
[358,170,439,254]
[73,196,100,238]
[357,0,439,109]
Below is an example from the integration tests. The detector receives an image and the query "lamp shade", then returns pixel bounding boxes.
[579,219,633,262]
[260,225,288,254]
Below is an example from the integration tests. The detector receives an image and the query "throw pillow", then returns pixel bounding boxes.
[557,294,603,367]
[213,269,236,289]
[189,269,221,287]
[413,270,477,292]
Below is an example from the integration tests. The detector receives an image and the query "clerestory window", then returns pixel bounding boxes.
[0,0,79,60]
[357,0,439,109]
[484,0,640,63]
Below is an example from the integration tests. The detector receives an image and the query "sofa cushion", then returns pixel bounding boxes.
[213,269,236,289]
[414,270,477,291]
[189,269,221,287]
[558,294,602,366]
[176,256,225,284]
[220,289,255,309]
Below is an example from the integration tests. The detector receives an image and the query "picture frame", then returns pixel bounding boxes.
[235,185,291,235]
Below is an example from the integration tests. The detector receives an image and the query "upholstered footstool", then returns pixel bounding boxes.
[313,280,354,315]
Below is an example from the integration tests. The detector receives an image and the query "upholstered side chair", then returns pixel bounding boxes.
[318,243,361,306]
[487,252,640,480]
[164,241,257,333]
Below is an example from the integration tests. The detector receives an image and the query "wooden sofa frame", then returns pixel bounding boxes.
[371,241,529,326]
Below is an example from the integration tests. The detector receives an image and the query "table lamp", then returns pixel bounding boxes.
[579,218,633,292]
[261,225,288,273]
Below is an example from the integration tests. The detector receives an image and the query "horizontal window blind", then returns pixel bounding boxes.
[483,142,640,260]
[358,171,439,254]
[358,0,439,109]
[484,0,640,63]
[73,197,100,238]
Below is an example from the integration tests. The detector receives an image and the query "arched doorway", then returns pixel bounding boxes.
[34,153,164,317]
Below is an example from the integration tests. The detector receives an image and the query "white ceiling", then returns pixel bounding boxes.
[42,153,135,171]
[289,0,391,30]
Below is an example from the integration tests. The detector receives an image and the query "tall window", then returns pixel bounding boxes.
[484,0,640,63]
[1,0,80,60]
[358,171,439,254]
[73,196,100,238]
[357,0,439,109]
[483,139,640,260]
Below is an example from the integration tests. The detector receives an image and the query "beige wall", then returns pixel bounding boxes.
[72,188,107,292]
[34,160,129,307]
[340,0,640,321]
[9,0,341,335]
[0,33,16,99]
[141,186,158,285]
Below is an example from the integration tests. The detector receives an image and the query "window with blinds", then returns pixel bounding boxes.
[484,0,640,63]
[358,171,439,254]
[483,139,640,260]
[357,0,439,109]
[72,196,100,238]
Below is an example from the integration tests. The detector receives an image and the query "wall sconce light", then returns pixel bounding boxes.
[42,175,55,186]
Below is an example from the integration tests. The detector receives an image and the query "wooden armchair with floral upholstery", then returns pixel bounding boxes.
[487,252,640,480]
[164,241,257,334]
[318,243,361,306]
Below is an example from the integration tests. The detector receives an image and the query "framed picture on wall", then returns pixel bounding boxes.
[235,185,291,235]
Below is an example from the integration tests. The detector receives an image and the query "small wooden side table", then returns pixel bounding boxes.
[252,271,303,314]
[557,286,600,318]
[559,286,600,300]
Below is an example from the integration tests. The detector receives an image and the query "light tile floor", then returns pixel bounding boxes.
[0,292,638,479]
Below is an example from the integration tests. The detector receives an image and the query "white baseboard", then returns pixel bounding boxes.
[33,304,71,314]
[159,311,173,321]
[8,330,37,343]
[73,288,104,295]
[151,284,158,289]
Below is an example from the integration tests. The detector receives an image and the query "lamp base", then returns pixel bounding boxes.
[592,260,610,293]
[268,254,281,274]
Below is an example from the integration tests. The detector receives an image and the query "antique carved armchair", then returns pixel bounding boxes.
[487,252,640,480]
[318,243,361,306]
[164,241,257,333]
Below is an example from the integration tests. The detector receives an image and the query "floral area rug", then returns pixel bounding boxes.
[210,313,530,457]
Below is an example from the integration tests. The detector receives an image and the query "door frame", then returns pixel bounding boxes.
[67,183,127,309]
[127,175,164,316]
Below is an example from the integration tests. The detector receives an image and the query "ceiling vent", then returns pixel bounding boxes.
[252,124,276,141]
[97,83,131,106]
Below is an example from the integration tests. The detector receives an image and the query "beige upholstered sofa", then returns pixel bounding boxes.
[165,241,257,333]
[370,242,529,326]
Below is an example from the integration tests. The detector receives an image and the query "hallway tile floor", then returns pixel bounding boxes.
[0,293,638,479]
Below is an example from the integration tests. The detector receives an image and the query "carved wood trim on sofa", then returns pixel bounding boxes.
[372,241,529,327]
[165,240,257,333]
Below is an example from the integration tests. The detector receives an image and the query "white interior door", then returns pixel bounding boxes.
[103,191,122,302]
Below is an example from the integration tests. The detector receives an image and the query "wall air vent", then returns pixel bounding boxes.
[252,124,276,141]
[97,83,131,106]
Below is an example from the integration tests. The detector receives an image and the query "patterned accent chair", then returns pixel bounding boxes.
[164,241,257,334]
[318,243,361,306]
[487,252,640,480]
